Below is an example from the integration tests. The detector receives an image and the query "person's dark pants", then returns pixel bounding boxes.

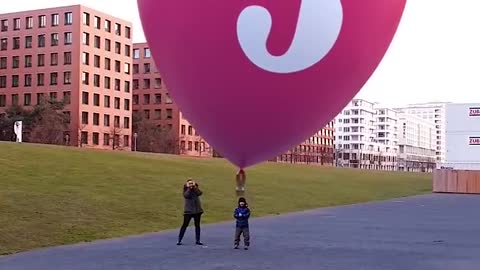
[178,213,202,242]
[234,226,250,246]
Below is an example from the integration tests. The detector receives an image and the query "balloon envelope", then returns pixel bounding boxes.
[137,0,406,168]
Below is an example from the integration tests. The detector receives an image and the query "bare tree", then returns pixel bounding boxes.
[132,113,179,154]
[29,107,68,145]
[110,126,123,150]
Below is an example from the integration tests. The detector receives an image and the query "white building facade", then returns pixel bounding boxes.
[396,112,437,172]
[397,102,449,163]
[335,99,398,171]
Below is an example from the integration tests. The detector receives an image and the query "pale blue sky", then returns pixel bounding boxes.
[2,0,480,107]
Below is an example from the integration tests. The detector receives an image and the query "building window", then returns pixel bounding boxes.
[133,79,139,90]
[104,114,111,127]
[115,42,121,54]
[63,91,71,104]
[82,52,90,65]
[104,76,111,89]
[0,95,6,107]
[13,37,20,49]
[115,23,121,35]
[124,117,130,129]
[0,38,7,50]
[133,49,140,59]
[37,73,44,86]
[50,14,58,27]
[51,33,59,46]
[64,32,73,45]
[143,63,151,73]
[83,12,90,26]
[114,97,120,109]
[64,71,72,84]
[124,99,130,111]
[94,55,100,68]
[181,125,186,135]
[1,20,8,32]
[155,94,162,104]
[94,35,100,48]
[81,132,88,145]
[114,79,120,91]
[64,52,72,65]
[12,94,19,105]
[144,48,151,58]
[124,135,130,147]
[65,12,73,25]
[143,79,150,89]
[24,93,32,106]
[93,94,100,106]
[24,74,32,87]
[105,58,111,70]
[93,133,99,145]
[13,18,20,30]
[50,53,58,66]
[36,93,44,104]
[166,93,173,104]
[125,45,131,56]
[94,16,101,29]
[154,78,161,89]
[82,32,90,45]
[38,34,46,48]
[103,133,110,146]
[115,61,121,72]
[155,109,162,120]
[24,55,33,67]
[166,109,173,119]
[188,141,193,151]
[0,57,6,69]
[0,76,6,88]
[93,113,100,126]
[12,56,19,68]
[105,39,111,51]
[125,26,131,39]
[104,20,111,32]
[25,36,33,48]
[132,95,138,105]
[144,110,150,119]
[124,81,130,93]
[143,94,150,104]
[188,126,193,135]
[104,96,110,108]
[114,116,120,128]
[82,112,89,125]
[50,72,58,85]
[94,74,100,87]
[82,92,89,105]
[50,92,58,100]
[124,63,130,74]
[82,72,89,85]
[26,17,33,29]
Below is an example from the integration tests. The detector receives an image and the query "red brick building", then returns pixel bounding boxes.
[0,5,133,149]
[132,43,211,156]
[272,121,335,165]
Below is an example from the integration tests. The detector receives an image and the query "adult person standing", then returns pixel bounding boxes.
[177,178,204,246]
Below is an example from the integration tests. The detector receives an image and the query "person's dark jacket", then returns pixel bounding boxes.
[234,205,250,228]
[183,184,203,215]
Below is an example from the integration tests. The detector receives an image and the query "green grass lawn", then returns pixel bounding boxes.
[0,142,432,254]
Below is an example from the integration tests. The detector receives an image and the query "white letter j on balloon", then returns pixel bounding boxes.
[237,0,343,74]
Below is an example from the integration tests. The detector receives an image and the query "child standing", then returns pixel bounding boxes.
[234,197,251,250]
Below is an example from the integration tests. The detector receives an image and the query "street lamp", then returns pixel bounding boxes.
[133,132,138,152]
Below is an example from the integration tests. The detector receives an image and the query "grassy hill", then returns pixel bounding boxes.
[0,142,432,254]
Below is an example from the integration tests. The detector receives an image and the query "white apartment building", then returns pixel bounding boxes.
[396,112,437,172]
[397,102,449,163]
[335,99,398,171]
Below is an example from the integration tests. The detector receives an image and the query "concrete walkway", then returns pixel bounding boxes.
[1,194,479,270]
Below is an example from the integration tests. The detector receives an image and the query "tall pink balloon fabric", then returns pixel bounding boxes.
[137,0,406,169]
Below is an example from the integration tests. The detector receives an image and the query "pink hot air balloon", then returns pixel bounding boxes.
[137,0,406,169]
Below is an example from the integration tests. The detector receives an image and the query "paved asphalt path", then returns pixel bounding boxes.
[1,194,479,270]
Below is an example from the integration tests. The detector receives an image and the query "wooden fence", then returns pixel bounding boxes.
[433,169,480,194]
